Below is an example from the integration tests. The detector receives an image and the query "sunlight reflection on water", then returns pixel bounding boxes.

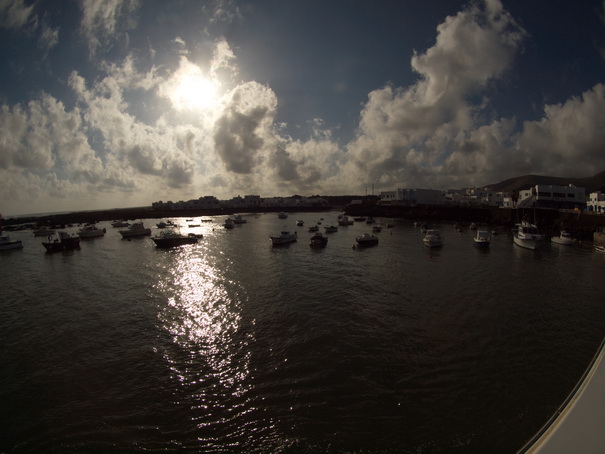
[155,244,251,400]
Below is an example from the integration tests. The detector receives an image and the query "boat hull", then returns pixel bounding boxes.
[514,235,542,250]
[0,239,23,251]
[42,238,80,252]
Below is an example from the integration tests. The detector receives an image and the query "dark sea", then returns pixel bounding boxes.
[2,212,605,453]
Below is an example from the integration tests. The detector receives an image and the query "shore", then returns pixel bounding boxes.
[4,204,605,242]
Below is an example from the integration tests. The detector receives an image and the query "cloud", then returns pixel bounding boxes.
[212,81,277,174]
[0,0,35,29]
[344,0,527,189]
[79,0,140,56]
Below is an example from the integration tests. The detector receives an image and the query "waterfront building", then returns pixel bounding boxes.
[518,184,586,210]
[587,191,605,213]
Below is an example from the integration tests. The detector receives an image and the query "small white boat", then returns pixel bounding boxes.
[309,232,328,247]
[356,233,379,246]
[423,229,443,247]
[551,230,575,245]
[337,216,354,226]
[78,224,106,239]
[119,222,151,238]
[513,221,544,250]
[473,230,491,247]
[152,230,199,248]
[270,231,297,245]
[0,234,23,251]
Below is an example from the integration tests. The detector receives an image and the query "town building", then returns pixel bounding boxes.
[587,191,605,214]
[517,184,586,210]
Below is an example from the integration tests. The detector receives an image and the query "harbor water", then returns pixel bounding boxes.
[1,212,605,453]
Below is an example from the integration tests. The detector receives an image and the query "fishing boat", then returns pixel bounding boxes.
[42,231,80,252]
[119,222,151,238]
[513,221,544,250]
[270,231,297,245]
[152,230,199,248]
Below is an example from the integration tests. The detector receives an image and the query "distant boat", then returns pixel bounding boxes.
[372,224,383,233]
[309,232,328,247]
[111,220,130,228]
[308,225,319,232]
[0,234,23,251]
[33,227,55,237]
[42,231,80,252]
[270,231,297,245]
[78,224,106,239]
[551,230,575,245]
[423,229,443,248]
[296,220,304,226]
[337,216,354,226]
[156,220,174,228]
[224,218,235,229]
[353,216,366,222]
[233,215,247,224]
[473,230,491,247]
[119,222,151,238]
[324,225,338,233]
[278,212,288,219]
[513,221,544,250]
[355,233,379,246]
[152,230,199,248]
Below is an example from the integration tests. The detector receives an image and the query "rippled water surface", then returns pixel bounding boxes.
[2,212,605,453]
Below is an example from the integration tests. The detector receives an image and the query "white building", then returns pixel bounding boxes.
[587,191,605,213]
[518,184,585,210]
[379,188,445,205]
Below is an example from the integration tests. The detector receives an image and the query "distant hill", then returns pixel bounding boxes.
[486,171,605,193]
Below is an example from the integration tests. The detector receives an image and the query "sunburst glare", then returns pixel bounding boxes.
[161,57,220,112]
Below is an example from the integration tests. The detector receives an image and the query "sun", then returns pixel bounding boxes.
[163,58,219,112]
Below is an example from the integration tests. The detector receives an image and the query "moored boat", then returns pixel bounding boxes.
[233,215,247,224]
[119,222,151,238]
[308,225,319,232]
[224,218,235,229]
[0,234,23,251]
[355,233,379,246]
[111,220,130,228]
[309,232,328,247]
[551,230,575,245]
[33,227,55,237]
[337,216,354,226]
[270,231,297,245]
[473,230,491,247]
[278,212,288,219]
[513,221,544,250]
[78,224,106,239]
[423,229,443,247]
[372,224,383,233]
[324,225,338,233]
[42,231,80,252]
[152,230,199,248]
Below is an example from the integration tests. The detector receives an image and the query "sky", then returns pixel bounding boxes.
[1,0,605,216]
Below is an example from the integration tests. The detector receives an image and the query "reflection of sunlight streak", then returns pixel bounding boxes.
[155,246,251,396]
